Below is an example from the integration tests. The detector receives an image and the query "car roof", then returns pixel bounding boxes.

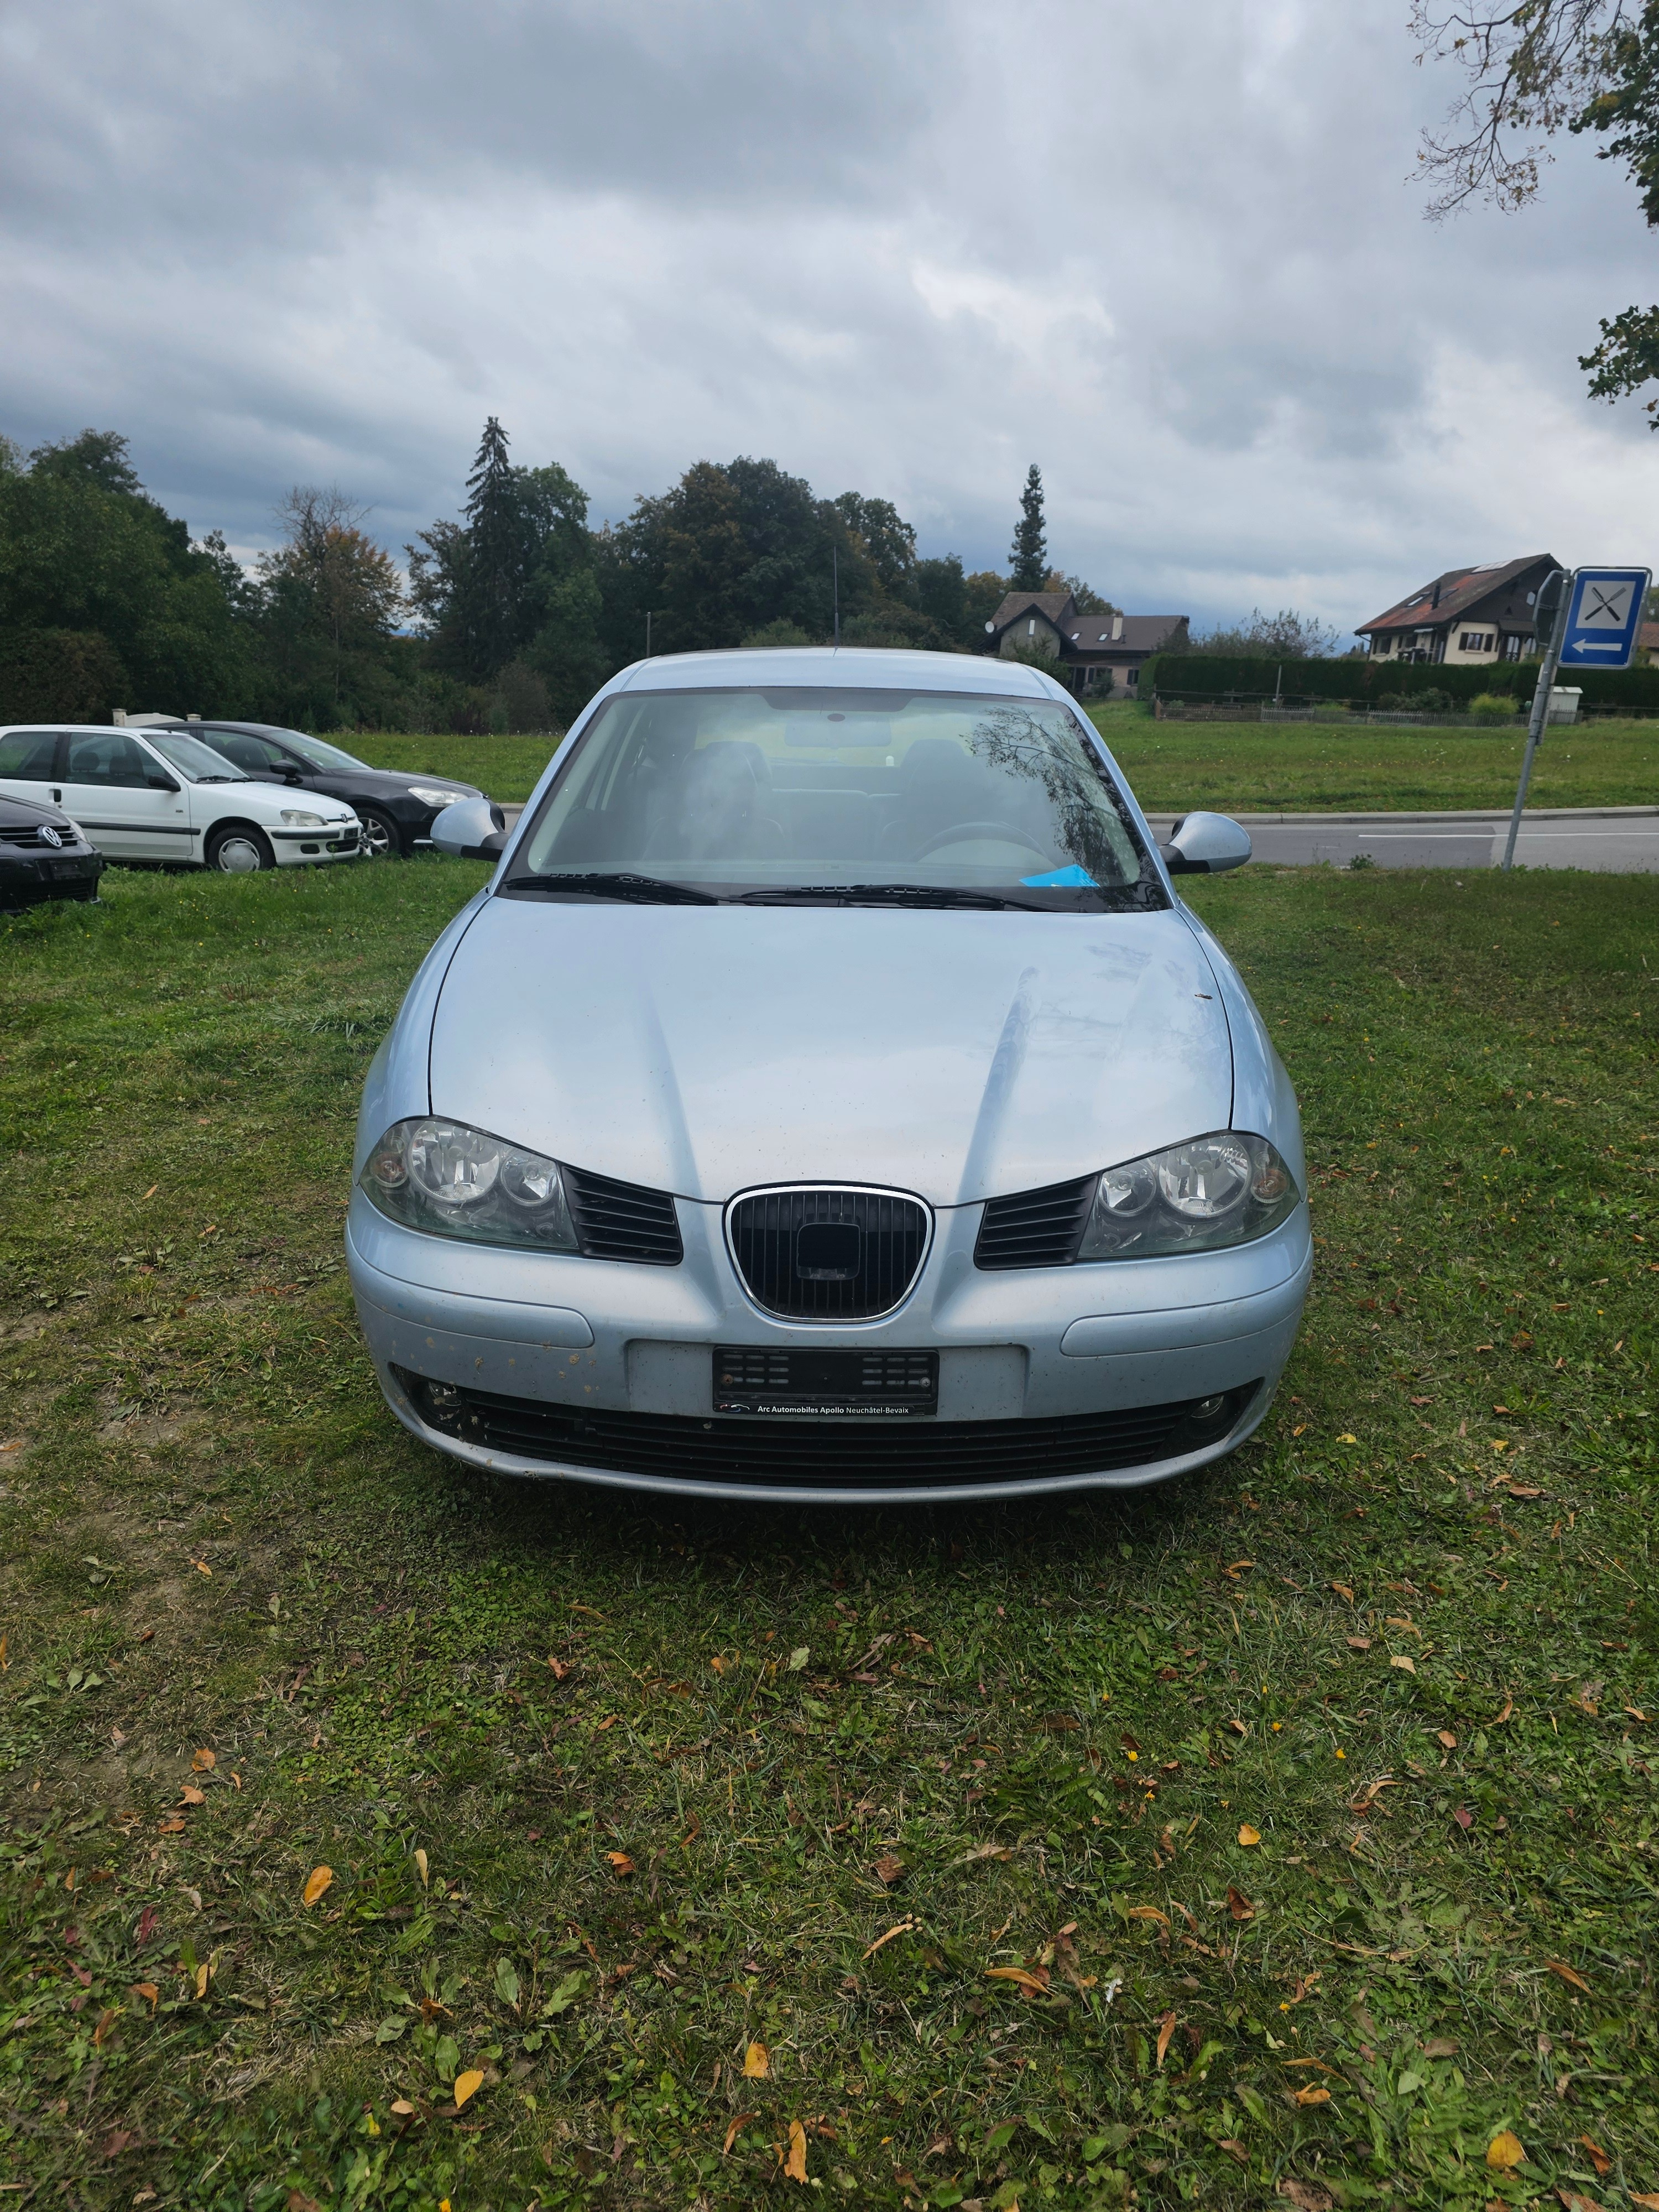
[0,721,157,734]
[153,720,307,739]
[606,646,1076,703]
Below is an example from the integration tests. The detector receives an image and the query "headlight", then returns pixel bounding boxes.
[1077,1132,1298,1261]
[361,1119,577,1250]
[280,808,326,828]
[409,786,469,806]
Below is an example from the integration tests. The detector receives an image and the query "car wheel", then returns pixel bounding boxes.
[206,824,275,873]
[357,806,405,859]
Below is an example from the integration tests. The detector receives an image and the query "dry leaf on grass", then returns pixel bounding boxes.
[1330,1582,1355,1601]
[191,1749,215,1771]
[1217,2138,1248,2164]
[131,1983,158,2010]
[156,1818,185,1836]
[986,1965,1050,1997]
[1291,2084,1331,2106]
[1422,2037,1458,2058]
[389,2100,416,2118]
[302,1866,332,1908]
[605,1851,635,1876]
[452,2069,484,2110]
[1390,1654,1417,1674]
[414,1848,429,1887]
[1556,2191,1609,2212]
[546,1655,571,1681]
[1237,1823,1261,1847]
[743,2041,770,2079]
[723,2112,757,2154]
[1276,2184,1335,2212]
[1486,2130,1526,2170]
[1126,1906,1170,1927]
[1226,1886,1255,1922]
[1546,1959,1591,1993]
[1436,1730,1457,1749]
[179,1786,205,1807]
[873,1853,905,1886]
[1155,2011,1177,2068]
[1627,2194,1659,2210]
[1579,2135,1612,2178]
[784,2119,808,2183]
[862,1918,917,1960]
[1346,1636,1371,1651]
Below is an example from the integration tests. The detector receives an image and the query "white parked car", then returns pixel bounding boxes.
[0,724,363,871]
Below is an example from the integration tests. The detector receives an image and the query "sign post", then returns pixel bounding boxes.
[1501,565,1650,872]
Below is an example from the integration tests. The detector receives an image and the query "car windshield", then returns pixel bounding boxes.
[510,687,1164,911]
[275,731,372,772]
[148,733,249,783]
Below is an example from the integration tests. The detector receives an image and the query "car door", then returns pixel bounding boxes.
[57,732,191,859]
[202,728,310,791]
[0,728,66,804]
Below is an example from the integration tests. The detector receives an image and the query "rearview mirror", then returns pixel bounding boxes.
[145,773,180,793]
[431,796,508,862]
[1159,811,1251,875]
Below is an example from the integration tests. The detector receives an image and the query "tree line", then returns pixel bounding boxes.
[0,423,1118,734]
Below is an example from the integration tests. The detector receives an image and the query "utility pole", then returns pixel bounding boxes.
[1501,571,1569,873]
[833,549,840,648]
[645,610,656,659]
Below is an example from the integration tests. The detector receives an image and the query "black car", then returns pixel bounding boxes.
[0,789,105,910]
[158,722,482,859]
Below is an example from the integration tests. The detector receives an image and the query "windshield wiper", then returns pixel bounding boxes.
[499,871,723,906]
[735,884,1045,911]
[192,774,247,784]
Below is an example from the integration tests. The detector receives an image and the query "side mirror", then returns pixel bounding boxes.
[1159,811,1251,875]
[145,773,180,793]
[431,796,508,862]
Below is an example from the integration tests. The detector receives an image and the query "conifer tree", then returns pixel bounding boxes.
[1009,465,1047,591]
[461,415,522,679]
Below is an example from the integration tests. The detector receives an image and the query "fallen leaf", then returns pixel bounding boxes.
[1422,2037,1457,2058]
[1222,1559,1255,1579]
[1337,1433,1358,1445]
[302,1866,333,1907]
[452,2069,484,2110]
[389,2100,416,2118]
[131,1983,158,2010]
[1277,2185,1335,2212]
[1486,2129,1526,2170]
[93,2007,117,2046]
[1292,2084,1331,2106]
[743,2041,770,2079]
[1346,1636,1372,1651]
[785,2118,808,2183]
[191,1748,216,1771]
[1126,1906,1170,1927]
[142,1185,158,1201]
[100,2127,139,2157]
[1155,2010,1177,2068]
[788,1646,810,1672]
[606,1851,635,1876]
[1453,1807,1474,1830]
[192,1560,212,1577]
[1226,1886,1255,1922]
[1556,2192,1609,2212]
[1578,2135,1612,2178]
[949,1840,1013,1869]
[723,2112,757,2155]
[1218,2138,1249,2164]
[1628,2196,1659,2211]
[1436,1730,1457,1749]
[862,1917,917,1960]
[1120,1729,1142,1754]
[986,1965,1050,1996]
[546,1655,571,1681]
[156,1817,185,1835]
[414,1848,429,1887]
[1546,1959,1591,1993]
[1390,1654,1417,1674]
[179,1786,205,1807]
[1237,1824,1261,1848]
[1626,1707,1648,1724]
[1227,1718,1250,1737]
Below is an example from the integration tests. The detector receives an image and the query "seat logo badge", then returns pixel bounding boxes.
[39,826,62,848]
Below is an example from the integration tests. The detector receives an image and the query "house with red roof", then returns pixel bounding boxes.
[1357,556,1558,669]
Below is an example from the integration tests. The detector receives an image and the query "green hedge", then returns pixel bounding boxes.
[1140,652,1659,714]
[0,627,128,723]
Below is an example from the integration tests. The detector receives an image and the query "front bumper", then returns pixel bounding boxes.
[347,1189,1312,1504]
[0,850,104,907]
[269,824,362,866]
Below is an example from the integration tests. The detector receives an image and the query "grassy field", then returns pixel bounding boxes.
[349,716,1659,816]
[1,855,1656,2211]
[1087,709,1659,816]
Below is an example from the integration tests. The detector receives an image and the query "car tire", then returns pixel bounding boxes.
[357,806,405,859]
[205,823,275,874]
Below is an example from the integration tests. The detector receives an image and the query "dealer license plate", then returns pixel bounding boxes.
[713,1347,937,1417]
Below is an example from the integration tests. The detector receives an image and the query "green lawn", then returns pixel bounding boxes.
[348,718,1659,816]
[1087,709,1659,815]
[1,858,1655,2211]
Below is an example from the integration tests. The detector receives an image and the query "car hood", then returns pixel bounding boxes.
[0,791,71,830]
[426,896,1232,1208]
[222,781,357,823]
[325,769,481,801]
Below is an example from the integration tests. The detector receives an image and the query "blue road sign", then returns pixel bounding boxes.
[1558,566,1651,670]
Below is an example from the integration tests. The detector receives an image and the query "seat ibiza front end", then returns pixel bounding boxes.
[347,648,1310,1504]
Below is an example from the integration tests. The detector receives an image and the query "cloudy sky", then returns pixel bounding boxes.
[3,0,1656,636]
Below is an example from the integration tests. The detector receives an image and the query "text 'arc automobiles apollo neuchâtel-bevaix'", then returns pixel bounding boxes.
[346,647,1308,1505]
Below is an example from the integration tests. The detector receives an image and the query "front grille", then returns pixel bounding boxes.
[727,1186,929,1320]
[392,1366,1261,1490]
[975,1176,1095,1269]
[0,824,73,849]
[565,1165,682,1265]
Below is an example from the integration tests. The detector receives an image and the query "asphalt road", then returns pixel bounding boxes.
[497,804,1659,872]
[1145,806,1659,873]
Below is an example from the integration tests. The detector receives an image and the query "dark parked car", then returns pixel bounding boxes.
[158,722,482,859]
[0,787,105,910]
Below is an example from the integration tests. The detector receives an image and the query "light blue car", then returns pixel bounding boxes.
[346,648,1310,1503]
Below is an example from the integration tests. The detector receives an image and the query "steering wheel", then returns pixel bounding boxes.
[915,820,1055,863]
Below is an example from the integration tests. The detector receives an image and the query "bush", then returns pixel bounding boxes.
[1376,687,1452,712]
[1469,692,1518,724]
[739,618,818,649]
[1139,650,1659,716]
